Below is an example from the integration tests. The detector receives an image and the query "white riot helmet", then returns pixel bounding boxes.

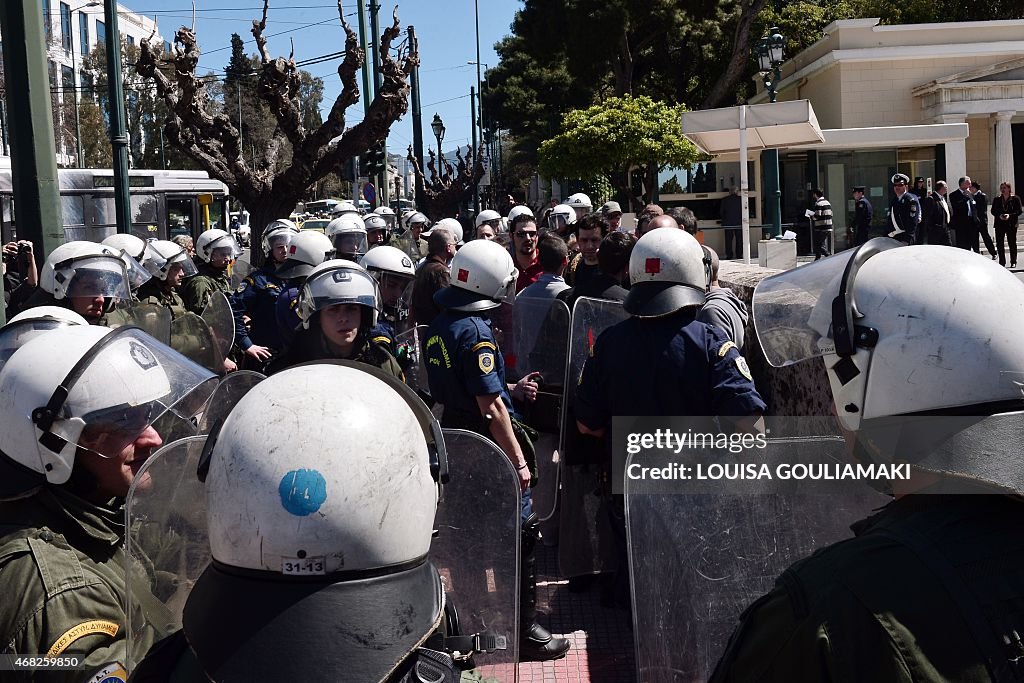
[434,239,517,313]
[326,215,369,261]
[297,259,380,329]
[753,238,1024,495]
[0,325,216,497]
[0,306,88,373]
[184,363,446,682]
[364,213,391,246]
[566,192,593,215]
[374,205,398,229]
[547,204,577,233]
[195,229,242,263]
[624,228,709,317]
[427,217,464,246]
[40,241,131,302]
[142,239,199,282]
[359,245,415,313]
[275,230,335,280]
[475,209,501,229]
[110,246,153,291]
[406,212,429,232]
[331,200,359,217]
[261,219,300,257]
[507,205,534,225]
[102,233,147,261]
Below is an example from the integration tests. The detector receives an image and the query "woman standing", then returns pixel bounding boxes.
[992,181,1023,268]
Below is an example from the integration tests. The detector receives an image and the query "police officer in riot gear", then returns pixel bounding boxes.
[268,260,403,380]
[137,239,199,315]
[180,229,242,314]
[272,230,336,347]
[359,245,416,356]
[129,363,470,682]
[0,325,218,680]
[425,239,572,661]
[231,220,298,365]
[327,215,369,262]
[712,239,1024,681]
[24,241,133,324]
[575,228,766,609]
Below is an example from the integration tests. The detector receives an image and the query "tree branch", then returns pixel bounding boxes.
[700,0,768,109]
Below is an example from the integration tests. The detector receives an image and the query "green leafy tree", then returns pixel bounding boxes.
[538,96,701,212]
[660,174,684,195]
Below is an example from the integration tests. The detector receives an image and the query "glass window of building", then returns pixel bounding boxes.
[60,3,72,52]
[61,65,75,96]
[79,12,90,55]
[96,20,105,48]
[42,0,53,44]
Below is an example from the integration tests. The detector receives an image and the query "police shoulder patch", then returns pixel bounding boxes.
[735,356,753,381]
[717,340,737,358]
[46,620,120,656]
[478,352,495,374]
[85,662,127,683]
[235,281,248,294]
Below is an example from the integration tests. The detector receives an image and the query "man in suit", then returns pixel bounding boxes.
[948,176,978,250]
[970,181,997,258]
[919,180,951,245]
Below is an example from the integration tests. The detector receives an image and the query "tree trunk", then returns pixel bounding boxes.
[242,194,299,267]
[616,166,643,213]
[700,0,769,109]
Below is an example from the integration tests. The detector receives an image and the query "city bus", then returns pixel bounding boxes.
[0,165,231,245]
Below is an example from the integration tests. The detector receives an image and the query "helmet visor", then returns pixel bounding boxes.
[206,234,243,259]
[375,271,415,307]
[305,266,380,314]
[333,232,368,258]
[120,251,153,290]
[61,255,132,302]
[267,233,293,251]
[43,327,218,460]
[547,213,570,232]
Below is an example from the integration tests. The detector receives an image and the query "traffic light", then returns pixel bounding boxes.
[358,142,386,178]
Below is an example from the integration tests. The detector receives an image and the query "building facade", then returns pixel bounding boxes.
[1,1,165,166]
[747,17,1024,250]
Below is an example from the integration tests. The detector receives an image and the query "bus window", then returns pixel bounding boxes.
[62,196,86,228]
[167,197,195,240]
[207,198,226,231]
[131,194,160,240]
[2,197,16,243]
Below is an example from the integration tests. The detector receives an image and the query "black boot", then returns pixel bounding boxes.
[520,513,571,661]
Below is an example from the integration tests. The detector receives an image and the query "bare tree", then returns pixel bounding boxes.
[407,144,485,222]
[136,0,418,263]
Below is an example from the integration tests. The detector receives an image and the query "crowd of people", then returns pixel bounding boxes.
[1,187,1023,682]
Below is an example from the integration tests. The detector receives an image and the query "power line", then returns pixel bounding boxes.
[421,93,471,108]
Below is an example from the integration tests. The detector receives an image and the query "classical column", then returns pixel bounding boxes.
[941,115,968,184]
[994,111,1016,191]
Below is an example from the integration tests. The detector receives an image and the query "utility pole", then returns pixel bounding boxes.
[102,0,131,234]
[368,0,388,208]
[409,26,425,209]
[470,86,478,215]
[0,1,64,324]
[356,0,373,207]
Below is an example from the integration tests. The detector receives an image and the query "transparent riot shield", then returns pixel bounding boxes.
[170,312,222,372]
[625,438,890,682]
[430,429,520,681]
[558,296,629,578]
[195,370,265,433]
[201,291,236,361]
[105,303,173,346]
[393,228,422,260]
[512,296,571,523]
[395,324,431,399]
[123,435,210,669]
[229,258,254,290]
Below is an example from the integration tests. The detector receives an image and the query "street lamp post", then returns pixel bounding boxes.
[754,27,785,236]
[431,113,445,165]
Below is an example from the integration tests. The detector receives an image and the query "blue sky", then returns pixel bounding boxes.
[126,0,523,156]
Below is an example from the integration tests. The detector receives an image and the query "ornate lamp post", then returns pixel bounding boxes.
[430,113,445,159]
[754,27,785,235]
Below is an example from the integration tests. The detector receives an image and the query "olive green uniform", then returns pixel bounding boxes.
[179,263,231,315]
[710,493,1024,682]
[136,280,187,318]
[0,487,168,682]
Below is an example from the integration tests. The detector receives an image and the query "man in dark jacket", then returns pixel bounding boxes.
[947,176,978,249]
[970,180,997,258]
[919,180,951,245]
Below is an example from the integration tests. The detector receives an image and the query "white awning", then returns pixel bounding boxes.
[682,100,825,154]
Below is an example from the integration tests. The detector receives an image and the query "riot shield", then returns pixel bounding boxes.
[123,435,210,669]
[195,370,265,433]
[430,429,520,681]
[558,296,629,578]
[393,228,422,260]
[511,296,571,523]
[229,258,254,290]
[170,312,222,372]
[105,303,173,346]
[395,324,431,399]
[201,291,236,361]
[625,438,890,682]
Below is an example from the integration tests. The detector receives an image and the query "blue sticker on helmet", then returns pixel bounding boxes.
[278,469,328,516]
